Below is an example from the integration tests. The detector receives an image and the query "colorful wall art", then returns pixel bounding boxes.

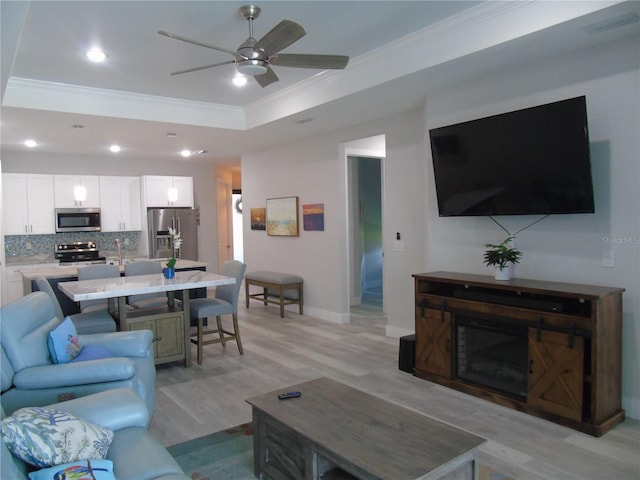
[250,208,266,230]
[266,196,299,236]
[303,203,324,231]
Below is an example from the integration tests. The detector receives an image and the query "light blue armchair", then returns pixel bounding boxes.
[1,388,189,480]
[0,292,156,419]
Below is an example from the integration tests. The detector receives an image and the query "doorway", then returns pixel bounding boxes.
[345,134,385,312]
[354,156,383,307]
[216,179,233,271]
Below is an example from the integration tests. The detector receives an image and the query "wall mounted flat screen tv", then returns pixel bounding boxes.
[429,96,595,217]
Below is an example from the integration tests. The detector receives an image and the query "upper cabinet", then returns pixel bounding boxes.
[54,175,100,208]
[2,173,56,235]
[99,176,142,232]
[144,176,194,208]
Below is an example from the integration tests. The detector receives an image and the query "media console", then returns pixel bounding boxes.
[413,271,625,436]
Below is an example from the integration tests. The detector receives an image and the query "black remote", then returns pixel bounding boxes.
[278,391,302,400]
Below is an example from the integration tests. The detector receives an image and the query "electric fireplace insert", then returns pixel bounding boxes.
[456,315,528,399]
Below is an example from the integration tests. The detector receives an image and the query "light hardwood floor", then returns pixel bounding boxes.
[150,294,639,480]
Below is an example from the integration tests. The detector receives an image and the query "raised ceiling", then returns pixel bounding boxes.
[1,1,638,163]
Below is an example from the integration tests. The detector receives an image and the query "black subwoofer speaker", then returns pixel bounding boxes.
[398,334,415,373]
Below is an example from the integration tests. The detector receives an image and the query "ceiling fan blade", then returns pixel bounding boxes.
[158,30,239,58]
[255,20,306,55]
[170,60,235,76]
[254,67,279,88]
[271,54,349,70]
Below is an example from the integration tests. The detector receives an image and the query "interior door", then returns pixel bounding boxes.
[216,179,233,270]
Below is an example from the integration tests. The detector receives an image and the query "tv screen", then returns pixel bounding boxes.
[429,96,595,217]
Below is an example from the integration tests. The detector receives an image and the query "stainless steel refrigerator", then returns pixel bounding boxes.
[148,208,198,261]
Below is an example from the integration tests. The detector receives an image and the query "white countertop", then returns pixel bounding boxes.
[18,259,208,281]
[58,270,234,302]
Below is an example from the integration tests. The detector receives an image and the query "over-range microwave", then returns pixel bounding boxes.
[55,208,102,233]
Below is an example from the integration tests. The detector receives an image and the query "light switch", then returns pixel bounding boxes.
[394,240,405,251]
[602,249,614,268]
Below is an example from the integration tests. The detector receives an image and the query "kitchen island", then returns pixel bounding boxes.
[21,259,208,316]
[59,270,234,367]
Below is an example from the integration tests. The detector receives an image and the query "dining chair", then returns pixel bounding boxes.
[77,264,121,313]
[124,261,176,309]
[189,260,246,364]
[34,277,116,334]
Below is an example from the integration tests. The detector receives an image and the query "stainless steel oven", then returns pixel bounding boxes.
[55,208,101,233]
[55,241,106,265]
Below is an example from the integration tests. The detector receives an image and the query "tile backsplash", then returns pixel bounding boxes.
[4,231,142,260]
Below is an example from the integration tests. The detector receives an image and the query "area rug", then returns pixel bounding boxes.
[168,423,511,480]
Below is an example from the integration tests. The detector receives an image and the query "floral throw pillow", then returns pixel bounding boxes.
[1,407,114,468]
[48,317,81,363]
[28,459,115,480]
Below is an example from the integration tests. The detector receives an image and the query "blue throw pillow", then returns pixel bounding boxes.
[47,317,81,364]
[28,459,115,480]
[71,345,113,363]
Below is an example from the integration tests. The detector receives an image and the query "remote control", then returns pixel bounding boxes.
[278,391,302,400]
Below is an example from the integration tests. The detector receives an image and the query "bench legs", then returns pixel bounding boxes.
[245,280,303,318]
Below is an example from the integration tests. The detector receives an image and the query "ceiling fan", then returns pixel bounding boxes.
[158,5,349,87]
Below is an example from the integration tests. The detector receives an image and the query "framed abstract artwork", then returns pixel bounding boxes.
[266,196,299,236]
[303,203,324,231]
[250,208,266,230]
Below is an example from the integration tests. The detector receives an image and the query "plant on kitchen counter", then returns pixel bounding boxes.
[166,227,182,269]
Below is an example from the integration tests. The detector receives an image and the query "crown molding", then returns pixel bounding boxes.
[3,1,618,132]
[244,0,615,128]
[2,77,246,130]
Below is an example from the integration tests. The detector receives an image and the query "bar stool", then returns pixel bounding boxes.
[189,260,246,364]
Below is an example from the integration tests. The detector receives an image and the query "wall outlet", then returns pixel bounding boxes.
[25,242,32,250]
[602,249,615,268]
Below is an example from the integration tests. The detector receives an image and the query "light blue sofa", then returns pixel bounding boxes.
[0,291,156,418]
[1,388,190,480]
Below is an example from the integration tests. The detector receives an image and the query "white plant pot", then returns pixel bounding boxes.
[494,265,511,280]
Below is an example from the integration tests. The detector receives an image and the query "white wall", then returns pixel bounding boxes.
[242,37,639,418]
[1,153,220,270]
[242,108,427,325]
[424,38,639,419]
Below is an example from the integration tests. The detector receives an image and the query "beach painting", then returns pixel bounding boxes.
[303,203,324,231]
[266,196,299,236]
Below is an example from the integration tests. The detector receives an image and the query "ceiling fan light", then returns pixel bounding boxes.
[237,59,267,76]
[232,74,248,87]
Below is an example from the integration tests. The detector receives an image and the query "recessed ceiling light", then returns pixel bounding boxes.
[86,48,106,63]
[110,144,121,153]
[24,139,38,148]
[180,150,192,157]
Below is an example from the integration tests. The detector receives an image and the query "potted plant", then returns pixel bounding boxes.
[163,227,182,279]
[483,236,522,280]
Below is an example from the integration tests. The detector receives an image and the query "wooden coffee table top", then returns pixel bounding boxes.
[246,377,485,479]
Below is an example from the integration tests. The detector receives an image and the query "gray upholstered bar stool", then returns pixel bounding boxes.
[124,261,178,309]
[77,264,121,313]
[34,277,116,334]
[189,260,246,364]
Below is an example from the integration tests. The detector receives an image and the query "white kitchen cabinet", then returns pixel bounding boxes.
[1,263,58,305]
[99,176,142,231]
[54,175,100,208]
[144,175,194,208]
[2,266,25,305]
[2,173,56,235]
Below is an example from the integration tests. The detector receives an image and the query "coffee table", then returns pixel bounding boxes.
[246,377,485,480]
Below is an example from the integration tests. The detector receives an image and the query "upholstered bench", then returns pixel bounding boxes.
[245,271,303,318]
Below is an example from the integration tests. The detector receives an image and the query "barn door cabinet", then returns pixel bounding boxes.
[413,271,625,436]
